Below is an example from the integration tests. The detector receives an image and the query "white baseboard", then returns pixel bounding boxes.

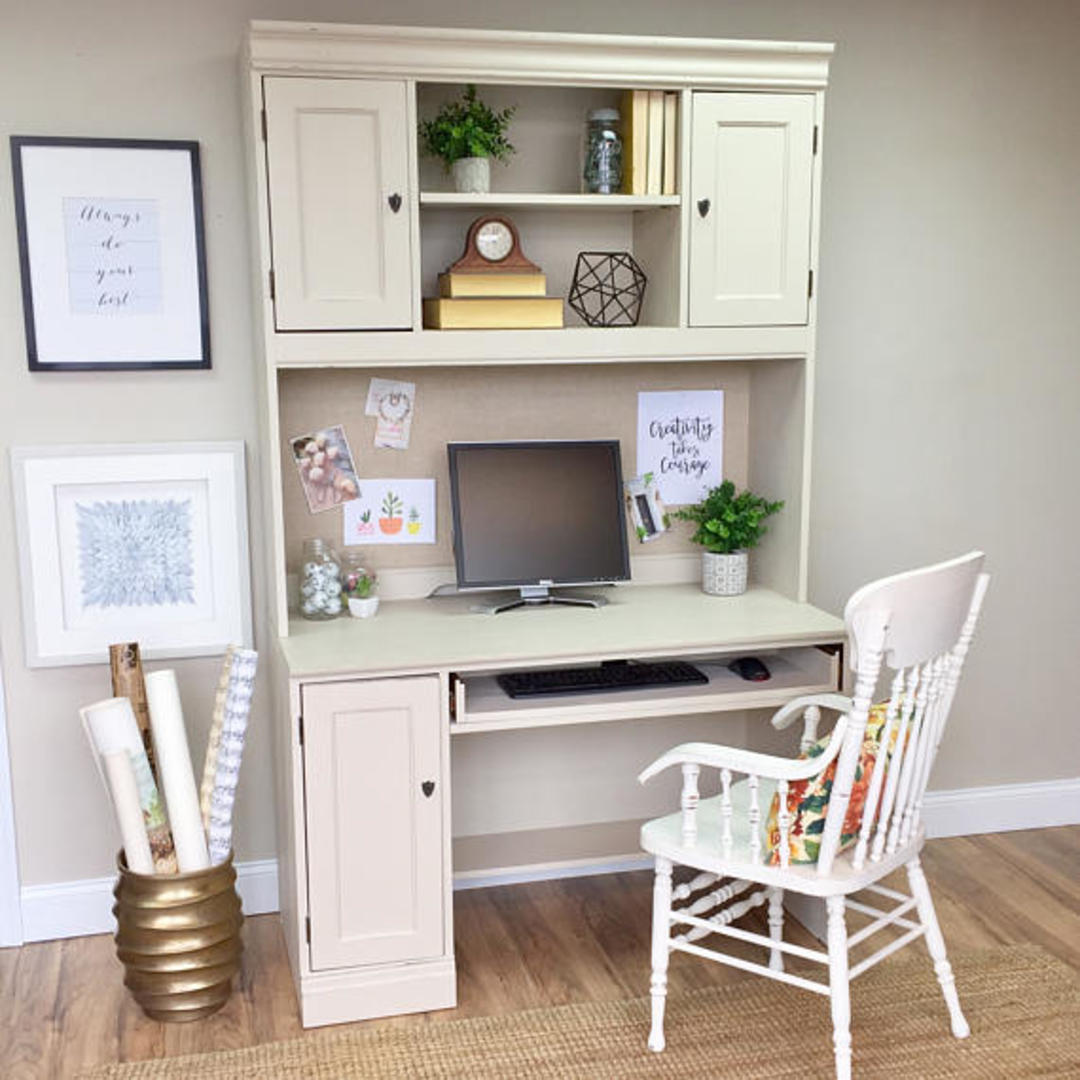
[19,858,278,944]
[922,776,1080,838]
[15,778,1079,943]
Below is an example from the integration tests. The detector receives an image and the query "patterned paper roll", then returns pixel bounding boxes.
[208,649,258,864]
[102,750,154,873]
[145,670,210,873]
[109,643,158,780]
[200,646,235,829]
[80,697,177,874]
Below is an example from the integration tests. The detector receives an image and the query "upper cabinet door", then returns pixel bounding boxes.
[689,93,815,327]
[263,77,412,331]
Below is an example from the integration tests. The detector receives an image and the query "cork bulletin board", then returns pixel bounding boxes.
[278,361,752,575]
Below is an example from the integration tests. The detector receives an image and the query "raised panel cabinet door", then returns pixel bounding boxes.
[264,77,412,331]
[302,676,443,971]
[689,93,815,327]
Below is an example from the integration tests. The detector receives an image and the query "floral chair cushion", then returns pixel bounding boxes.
[764,702,898,866]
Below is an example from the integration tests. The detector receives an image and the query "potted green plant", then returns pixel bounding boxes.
[342,564,379,618]
[672,480,783,596]
[420,85,515,193]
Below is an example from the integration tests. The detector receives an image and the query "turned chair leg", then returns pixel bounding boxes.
[907,857,970,1038]
[767,886,784,972]
[648,857,673,1052]
[826,895,852,1080]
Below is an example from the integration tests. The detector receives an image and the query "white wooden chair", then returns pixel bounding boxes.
[639,552,989,1079]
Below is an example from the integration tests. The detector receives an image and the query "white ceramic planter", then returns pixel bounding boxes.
[702,550,748,597]
[347,596,380,618]
[451,156,491,193]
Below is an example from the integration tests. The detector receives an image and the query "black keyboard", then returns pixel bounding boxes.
[497,660,708,698]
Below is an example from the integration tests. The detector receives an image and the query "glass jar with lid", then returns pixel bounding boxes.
[299,538,342,619]
[583,108,622,194]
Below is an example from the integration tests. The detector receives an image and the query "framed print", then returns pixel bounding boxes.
[10,136,211,371]
[11,442,251,667]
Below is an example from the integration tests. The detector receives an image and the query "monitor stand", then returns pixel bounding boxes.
[471,585,609,615]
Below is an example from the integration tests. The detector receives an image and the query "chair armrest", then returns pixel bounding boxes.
[770,693,852,731]
[638,716,847,786]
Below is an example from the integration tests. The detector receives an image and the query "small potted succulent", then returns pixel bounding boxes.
[420,84,515,193]
[672,480,783,596]
[342,564,379,618]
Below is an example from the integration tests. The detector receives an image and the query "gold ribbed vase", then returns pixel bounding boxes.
[113,850,243,1022]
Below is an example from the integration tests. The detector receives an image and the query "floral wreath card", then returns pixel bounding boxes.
[365,378,416,450]
[343,479,436,545]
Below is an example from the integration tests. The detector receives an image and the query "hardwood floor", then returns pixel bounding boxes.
[2,826,1078,1078]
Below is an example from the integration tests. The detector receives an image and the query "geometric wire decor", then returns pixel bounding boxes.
[567,251,648,327]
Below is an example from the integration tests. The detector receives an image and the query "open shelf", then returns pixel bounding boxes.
[453,818,648,884]
[420,192,680,210]
[450,647,839,735]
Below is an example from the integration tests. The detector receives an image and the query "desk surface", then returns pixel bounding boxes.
[278,583,846,679]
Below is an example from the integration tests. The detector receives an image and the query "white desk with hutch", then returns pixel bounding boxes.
[241,21,841,1027]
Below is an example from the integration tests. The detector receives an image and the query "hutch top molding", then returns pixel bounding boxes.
[245,21,834,88]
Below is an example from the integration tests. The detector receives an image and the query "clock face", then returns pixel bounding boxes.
[475,220,514,262]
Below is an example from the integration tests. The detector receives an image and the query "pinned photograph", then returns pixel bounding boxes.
[290,425,360,513]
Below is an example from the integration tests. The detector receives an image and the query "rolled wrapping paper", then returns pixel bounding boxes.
[144,670,210,873]
[109,643,158,780]
[102,750,154,873]
[207,649,258,864]
[200,646,235,829]
[79,697,177,874]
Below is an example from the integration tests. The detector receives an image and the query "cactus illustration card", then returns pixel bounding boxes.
[343,479,436,544]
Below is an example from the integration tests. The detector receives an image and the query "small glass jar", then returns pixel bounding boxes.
[299,538,342,620]
[583,108,622,194]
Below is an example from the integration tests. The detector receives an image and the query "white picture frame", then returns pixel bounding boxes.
[10,137,210,370]
[11,442,251,667]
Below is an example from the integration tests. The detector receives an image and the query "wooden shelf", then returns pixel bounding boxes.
[420,192,681,210]
[451,648,839,735]
[270,324,813,367]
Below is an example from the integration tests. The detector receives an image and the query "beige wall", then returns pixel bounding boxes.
[2,0,1078,888]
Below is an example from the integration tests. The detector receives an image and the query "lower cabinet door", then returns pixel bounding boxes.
[302,676,444,971]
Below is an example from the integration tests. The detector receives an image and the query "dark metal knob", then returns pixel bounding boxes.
[388,193,402,213]
[697,198,711,218]
[421,780,435,798]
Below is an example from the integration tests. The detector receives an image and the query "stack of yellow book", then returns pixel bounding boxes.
[424,272,564,329]
[621,89,678,196]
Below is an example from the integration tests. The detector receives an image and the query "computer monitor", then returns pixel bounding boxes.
[447,440,630,612]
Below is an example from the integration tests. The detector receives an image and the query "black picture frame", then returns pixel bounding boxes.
[10,136,211,371]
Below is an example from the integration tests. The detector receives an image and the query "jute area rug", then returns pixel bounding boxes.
[83,945,1080,1078]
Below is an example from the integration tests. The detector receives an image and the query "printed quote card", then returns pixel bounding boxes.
[636,390,724,505]
[343,479,436,545]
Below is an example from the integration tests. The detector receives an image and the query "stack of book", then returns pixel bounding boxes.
[423,272,564,329]
[621,89,678,196]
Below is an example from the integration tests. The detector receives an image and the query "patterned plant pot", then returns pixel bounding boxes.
[451,156,491,193]
[702,550,748,596]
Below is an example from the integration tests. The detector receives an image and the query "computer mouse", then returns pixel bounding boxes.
[728,656,770,681]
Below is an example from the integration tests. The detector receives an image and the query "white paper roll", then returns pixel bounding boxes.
[102,750,154,873]
[79,696,176,874]
[145,670,210,872]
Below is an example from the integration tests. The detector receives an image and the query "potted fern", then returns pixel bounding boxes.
[420,85,515,193]
[672,481,783,596]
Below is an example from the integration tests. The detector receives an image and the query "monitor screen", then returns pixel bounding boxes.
[448,440,630,590]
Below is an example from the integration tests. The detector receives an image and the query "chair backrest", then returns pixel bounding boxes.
[817,551,989,875]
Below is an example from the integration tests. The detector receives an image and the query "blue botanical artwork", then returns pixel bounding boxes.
[76,499,195,609]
